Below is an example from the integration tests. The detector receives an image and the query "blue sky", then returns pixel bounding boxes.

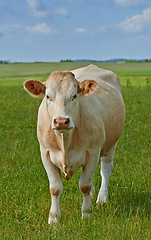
[0,0,151,62]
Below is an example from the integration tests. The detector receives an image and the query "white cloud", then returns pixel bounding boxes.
[32,9,47,18]
[75,28,87,33]
[114,0,145,7]
[26,23,58,35]
[27,0,48,17]
[27,0,38,9]
[0,24,22,32]
[117,7,151,33]
[54,8,69,17]
[97,25,107,33]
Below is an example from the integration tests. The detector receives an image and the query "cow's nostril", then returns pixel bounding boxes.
[65,118,70,125]
[54,118,59,127]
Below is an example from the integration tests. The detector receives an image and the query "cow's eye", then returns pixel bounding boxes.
[46,95,53,101]
[71,94,77,101]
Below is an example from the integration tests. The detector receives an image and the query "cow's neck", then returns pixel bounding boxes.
[54,130,73,170]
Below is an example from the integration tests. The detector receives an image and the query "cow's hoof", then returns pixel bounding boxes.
[96,201,106,207]
[96,196,108,206]
[82,212,91,219]
[96,193,108,205]
[48,215,60,224]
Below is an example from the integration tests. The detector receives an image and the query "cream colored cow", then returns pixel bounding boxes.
[24,64,125,223]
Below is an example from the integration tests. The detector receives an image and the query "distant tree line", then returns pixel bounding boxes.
[125,59,151,63]
[0,60,9,64]
[144,59,151,62]
[60,59,73,62]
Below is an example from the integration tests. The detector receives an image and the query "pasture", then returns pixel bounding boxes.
[0,62,151,239]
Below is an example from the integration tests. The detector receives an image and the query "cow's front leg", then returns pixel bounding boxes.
[79,151,99,218]
[40,144,63,224]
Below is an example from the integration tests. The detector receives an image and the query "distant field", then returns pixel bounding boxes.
[0,62,151,239]
[0,62,151,87]
[0,62,151,77]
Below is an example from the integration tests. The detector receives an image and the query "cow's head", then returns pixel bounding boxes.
[24,71,98,133]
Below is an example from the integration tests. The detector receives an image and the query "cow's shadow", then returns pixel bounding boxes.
[116,189,150,215]
[94,182,151,217]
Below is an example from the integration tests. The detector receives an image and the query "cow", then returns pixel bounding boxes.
[24,64,125,224]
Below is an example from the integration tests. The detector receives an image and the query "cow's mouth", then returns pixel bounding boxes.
[52,127,73,134]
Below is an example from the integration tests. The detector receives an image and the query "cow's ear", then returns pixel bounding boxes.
[78,80,98,96]
[24,80,46,98]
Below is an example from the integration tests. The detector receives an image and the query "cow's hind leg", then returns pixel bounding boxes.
[96,145,116,204]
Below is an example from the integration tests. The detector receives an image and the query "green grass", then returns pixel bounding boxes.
[0,62,151,239]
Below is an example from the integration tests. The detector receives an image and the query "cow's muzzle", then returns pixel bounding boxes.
[52,117,74,132]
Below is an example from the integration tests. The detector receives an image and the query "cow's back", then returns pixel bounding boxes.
[72,64,121,92]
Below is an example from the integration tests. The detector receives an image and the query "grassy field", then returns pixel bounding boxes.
[0,62,151,239]
[0,62,151,88]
